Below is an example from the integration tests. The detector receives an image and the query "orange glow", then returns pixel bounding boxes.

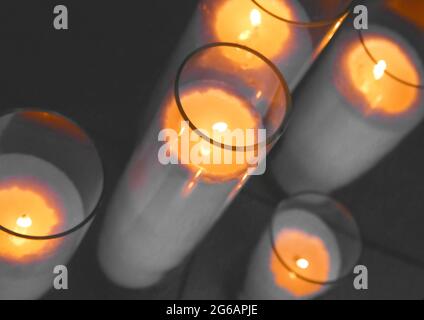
[163,86,261,182]
[0,182,64,263]
[22,111,88,142]
[313,14,347,60]
[182,169,203,197]
[342,35,420,116]
[270,229,330,297]
[388,0,424,29]
[213,0,293,68]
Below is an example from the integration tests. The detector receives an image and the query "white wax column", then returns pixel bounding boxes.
[271,26,424,193]
[0,154,84,300]
[241,210,341,300]
[99,115,242,288]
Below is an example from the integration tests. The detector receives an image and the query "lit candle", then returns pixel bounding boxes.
[212,0,294,68]
[166,0,351,90]
[99,86,264,287]
[271,16,424,193]
[338,34,419,116]
[163,85,261,182]
[0,182,64,263]
[206,0,312,87]
[98,44,289,288]
[241,209,341,300]
[0,110,103,300]
[0,154,84,299]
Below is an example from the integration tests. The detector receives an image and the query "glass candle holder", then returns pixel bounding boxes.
[271,0,424,193]
[241,193,361,300]
[0,109,104,299]
[98,43,291,288]
[167,0,352,90]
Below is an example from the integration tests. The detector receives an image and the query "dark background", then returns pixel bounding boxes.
[0,1,423,299]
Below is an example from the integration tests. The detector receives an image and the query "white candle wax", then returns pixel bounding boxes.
[0,153,84,299]
[241,209,341,300]
[99,84,263,288]
[271,26,424,193]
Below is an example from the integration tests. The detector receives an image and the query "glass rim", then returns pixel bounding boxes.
[174,42,292,152]
[357,29,424,89]
[268,191,362,285]
[251,0,353,27]
[0,107,106,240]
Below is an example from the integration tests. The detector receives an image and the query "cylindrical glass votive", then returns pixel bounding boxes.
[241,193,361,300]
[0,109,104,299]
[166,0,352,90]
[271,0,424,193]
[99,43,291,288]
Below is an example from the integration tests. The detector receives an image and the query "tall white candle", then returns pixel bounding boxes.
[0,154,84,299]
[99,86,267,287]
[98,42,291,288]
[271,23,424,193]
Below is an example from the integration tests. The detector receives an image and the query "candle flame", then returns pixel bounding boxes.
[373,60,387,80]
[16,215,32,228]
[296,257,310,270]
[250,9,262,27]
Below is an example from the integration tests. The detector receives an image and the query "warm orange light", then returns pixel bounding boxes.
[270,229,330,297]
[388,0,424,29]
[313,14,347,60]
[343,35,419,116]
[163,86,261,183]
[0,183,64,263]
[213,0,294,68]
[22,111,88,143]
